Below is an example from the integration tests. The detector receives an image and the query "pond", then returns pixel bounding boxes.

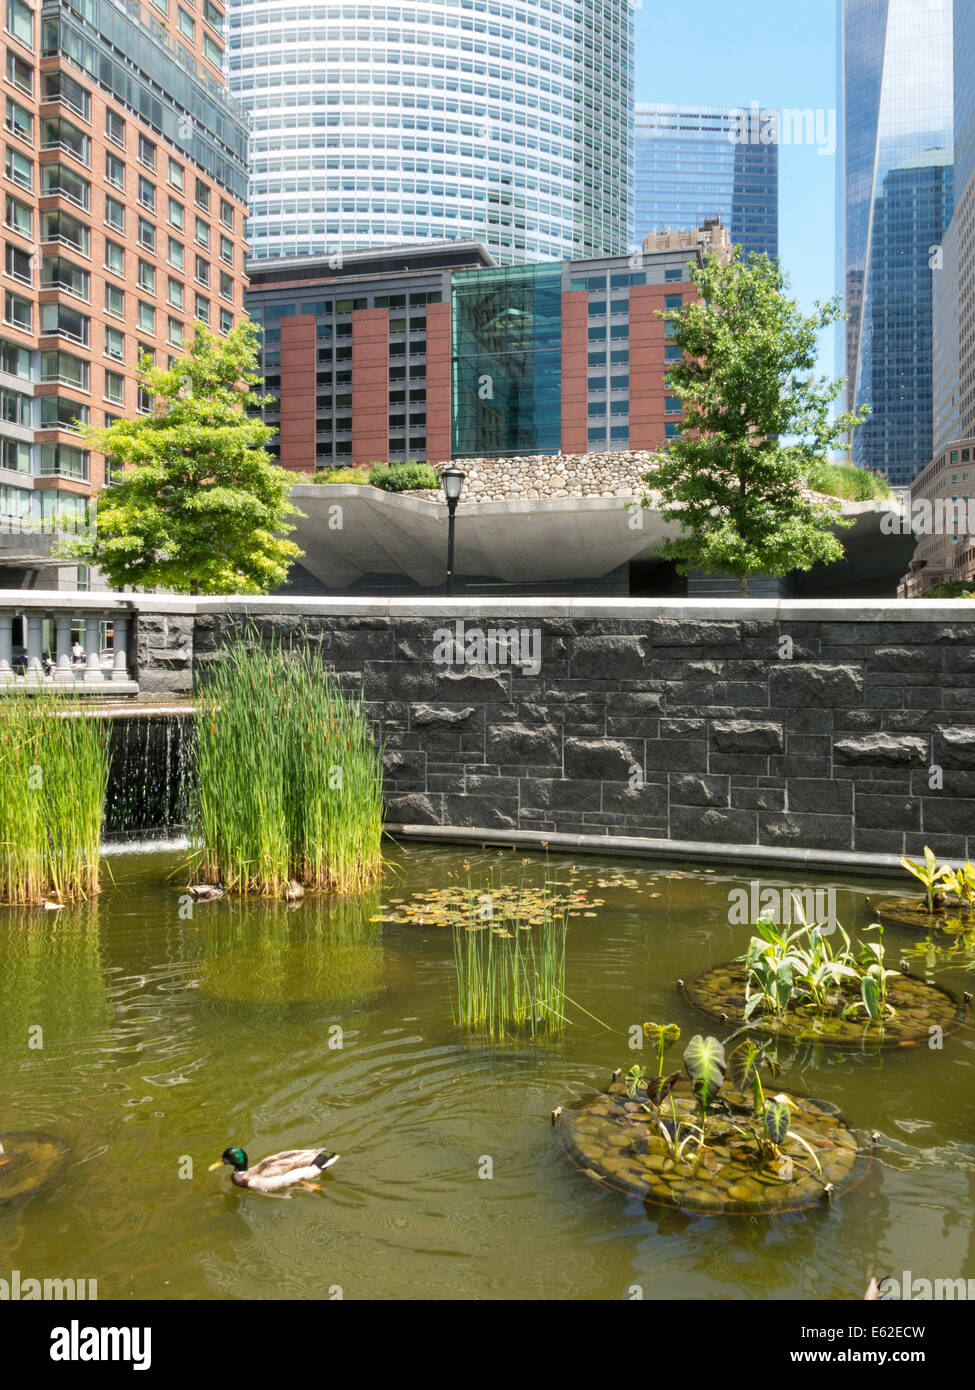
[1,843,973,1301]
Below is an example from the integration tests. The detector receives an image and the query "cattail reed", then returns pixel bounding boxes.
[0,691,110,904]
[190,638,383,897]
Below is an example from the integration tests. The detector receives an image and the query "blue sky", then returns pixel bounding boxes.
[634,0,839,378]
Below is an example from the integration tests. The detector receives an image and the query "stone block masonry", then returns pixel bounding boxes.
[128,597,975,866]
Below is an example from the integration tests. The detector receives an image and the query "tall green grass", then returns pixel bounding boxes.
[451,878,568,1042]
[0,692,110,904]
[191,638,384,896]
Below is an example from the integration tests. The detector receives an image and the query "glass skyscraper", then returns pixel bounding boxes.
[632,104,779,260]
[227,0,633,264]
[839,0,955,486]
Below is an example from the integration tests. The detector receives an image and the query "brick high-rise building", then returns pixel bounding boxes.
[245,241,702,471]
[0,0,250,586]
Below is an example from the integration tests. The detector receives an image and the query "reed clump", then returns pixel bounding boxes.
[451,870,569,1042]
[191,639,384,897]
[0,691,110,904]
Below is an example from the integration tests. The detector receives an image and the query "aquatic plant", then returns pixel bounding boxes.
[942,862,975,913]
[0,692,110,904]
[843,923,899,1023]
[741,916,862,1021]
[900,847,950,914]
[190,638,383,897]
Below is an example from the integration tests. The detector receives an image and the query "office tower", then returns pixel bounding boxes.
[0,0,250,586]
[839,0,954,487]
[228,0,633,265]
[633,103,779,260]
[245,238,699,469]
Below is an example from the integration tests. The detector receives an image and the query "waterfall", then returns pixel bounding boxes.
[103,712,193,842]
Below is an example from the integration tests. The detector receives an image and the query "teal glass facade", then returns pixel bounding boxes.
[451,263,562,457]
[633,104,778,260]
[227,0,633,264]
[840,0,955,485]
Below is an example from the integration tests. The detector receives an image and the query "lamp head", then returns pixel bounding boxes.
[440,466,466,503]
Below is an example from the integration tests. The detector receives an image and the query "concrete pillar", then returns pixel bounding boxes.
[54,614,73,684]
[83,616,104,684]
[0,614,12,686]
[25,614,44,682]
[111,615,129,682]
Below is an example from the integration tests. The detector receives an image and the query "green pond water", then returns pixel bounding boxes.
[1,843,974,1301]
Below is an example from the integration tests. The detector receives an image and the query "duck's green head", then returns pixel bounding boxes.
[209,1146,247,1172]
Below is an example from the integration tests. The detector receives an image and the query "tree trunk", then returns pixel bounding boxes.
[740,575,749,598]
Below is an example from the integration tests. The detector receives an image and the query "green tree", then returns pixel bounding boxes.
[57,322,302,594]
[640,251,867,594]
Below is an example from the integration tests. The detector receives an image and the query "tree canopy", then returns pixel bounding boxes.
[57,321,301,594]
[640,251,868,593]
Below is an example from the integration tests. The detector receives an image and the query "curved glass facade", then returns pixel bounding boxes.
[839,0,954,486]
[633,104,778,260]
[227,0,632,264]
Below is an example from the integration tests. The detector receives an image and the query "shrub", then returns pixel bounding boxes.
[368,461,439,492]
[921,581,975,599]
[312,466,367,484]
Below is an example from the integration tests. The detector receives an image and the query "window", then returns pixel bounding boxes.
[167,198,184,232]
[39,396,88,431]
[167,276,183,309]
[41,208,89,254]
[103,369,124,404]
[39,443,88,481]
[665,267,683,283]
[41,301,89,345]
[5,49,31,94]
[5,96,31,142]
[0,332,28,375]
[194,293,208,324]
[665,344,681,363]
[42,69,89,118]
[665,294,683,311]
[167,236,183,270]
[203,33,222,66]
[41,256,88,298]
[105,109,124,147]
[104,238,123,276]
[219,270,232,301]
[4,238,29,282]
[0,382,29,422]
[41,348,88,389]
[609,324,628,341]
[219,234,233,265]
[137,385,152,413]
[177,7,195,39]
[41,116,89,164]
[41,161,89,208]
[3,285,28,328]
[0,482,31,519]
[610,374,629,391]
[1,436,29,469]
[105,150,124,189]
[6,0,32,50]
[167,156,183,191]
[138,174,155,212]
[219,197,233,229]
[4,143,30,188]
[104,323,124,361]
[137,133,155,170]
[167,316,183,346]
[137,258,155,294]
[194,216,209,249]
[105,194,124,231]
[104,281,123,318]
[194,254,208,285]
[665,423,681,439]
[665,321,678,340]
[137,300,155,334]
[3,191,28,235]
[137,217,155,251]
[665,396,682,415]
[204,0,224,30]
[219,307,232,334]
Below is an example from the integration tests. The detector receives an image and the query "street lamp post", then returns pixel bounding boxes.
[440,466,466,595]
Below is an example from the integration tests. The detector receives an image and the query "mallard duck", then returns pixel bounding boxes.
[188,883,225,901]
[208,1145,339,1192]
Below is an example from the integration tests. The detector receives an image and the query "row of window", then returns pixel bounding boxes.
[3,286,232,342]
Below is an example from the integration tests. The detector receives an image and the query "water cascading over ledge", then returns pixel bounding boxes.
[102,709,193,843]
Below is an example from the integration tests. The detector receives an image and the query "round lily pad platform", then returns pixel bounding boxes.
[561,1081,870,1215]
[0,1132,70,1202]
[683,962,968,1047]
[871,896,975,937]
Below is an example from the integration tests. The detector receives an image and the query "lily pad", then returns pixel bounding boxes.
[0,1132,71,1202]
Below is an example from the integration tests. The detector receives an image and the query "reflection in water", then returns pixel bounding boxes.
[0,903,111,1051]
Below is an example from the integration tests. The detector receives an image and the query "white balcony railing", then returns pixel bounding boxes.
[0,606,134,691]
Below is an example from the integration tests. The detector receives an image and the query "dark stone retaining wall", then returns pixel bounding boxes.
[134,602,975,861]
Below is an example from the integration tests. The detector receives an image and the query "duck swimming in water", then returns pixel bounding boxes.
[209,1146,339,1192]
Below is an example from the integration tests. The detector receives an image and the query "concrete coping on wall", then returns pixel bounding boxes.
[2,592,974,621]
[383,823,920,879]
